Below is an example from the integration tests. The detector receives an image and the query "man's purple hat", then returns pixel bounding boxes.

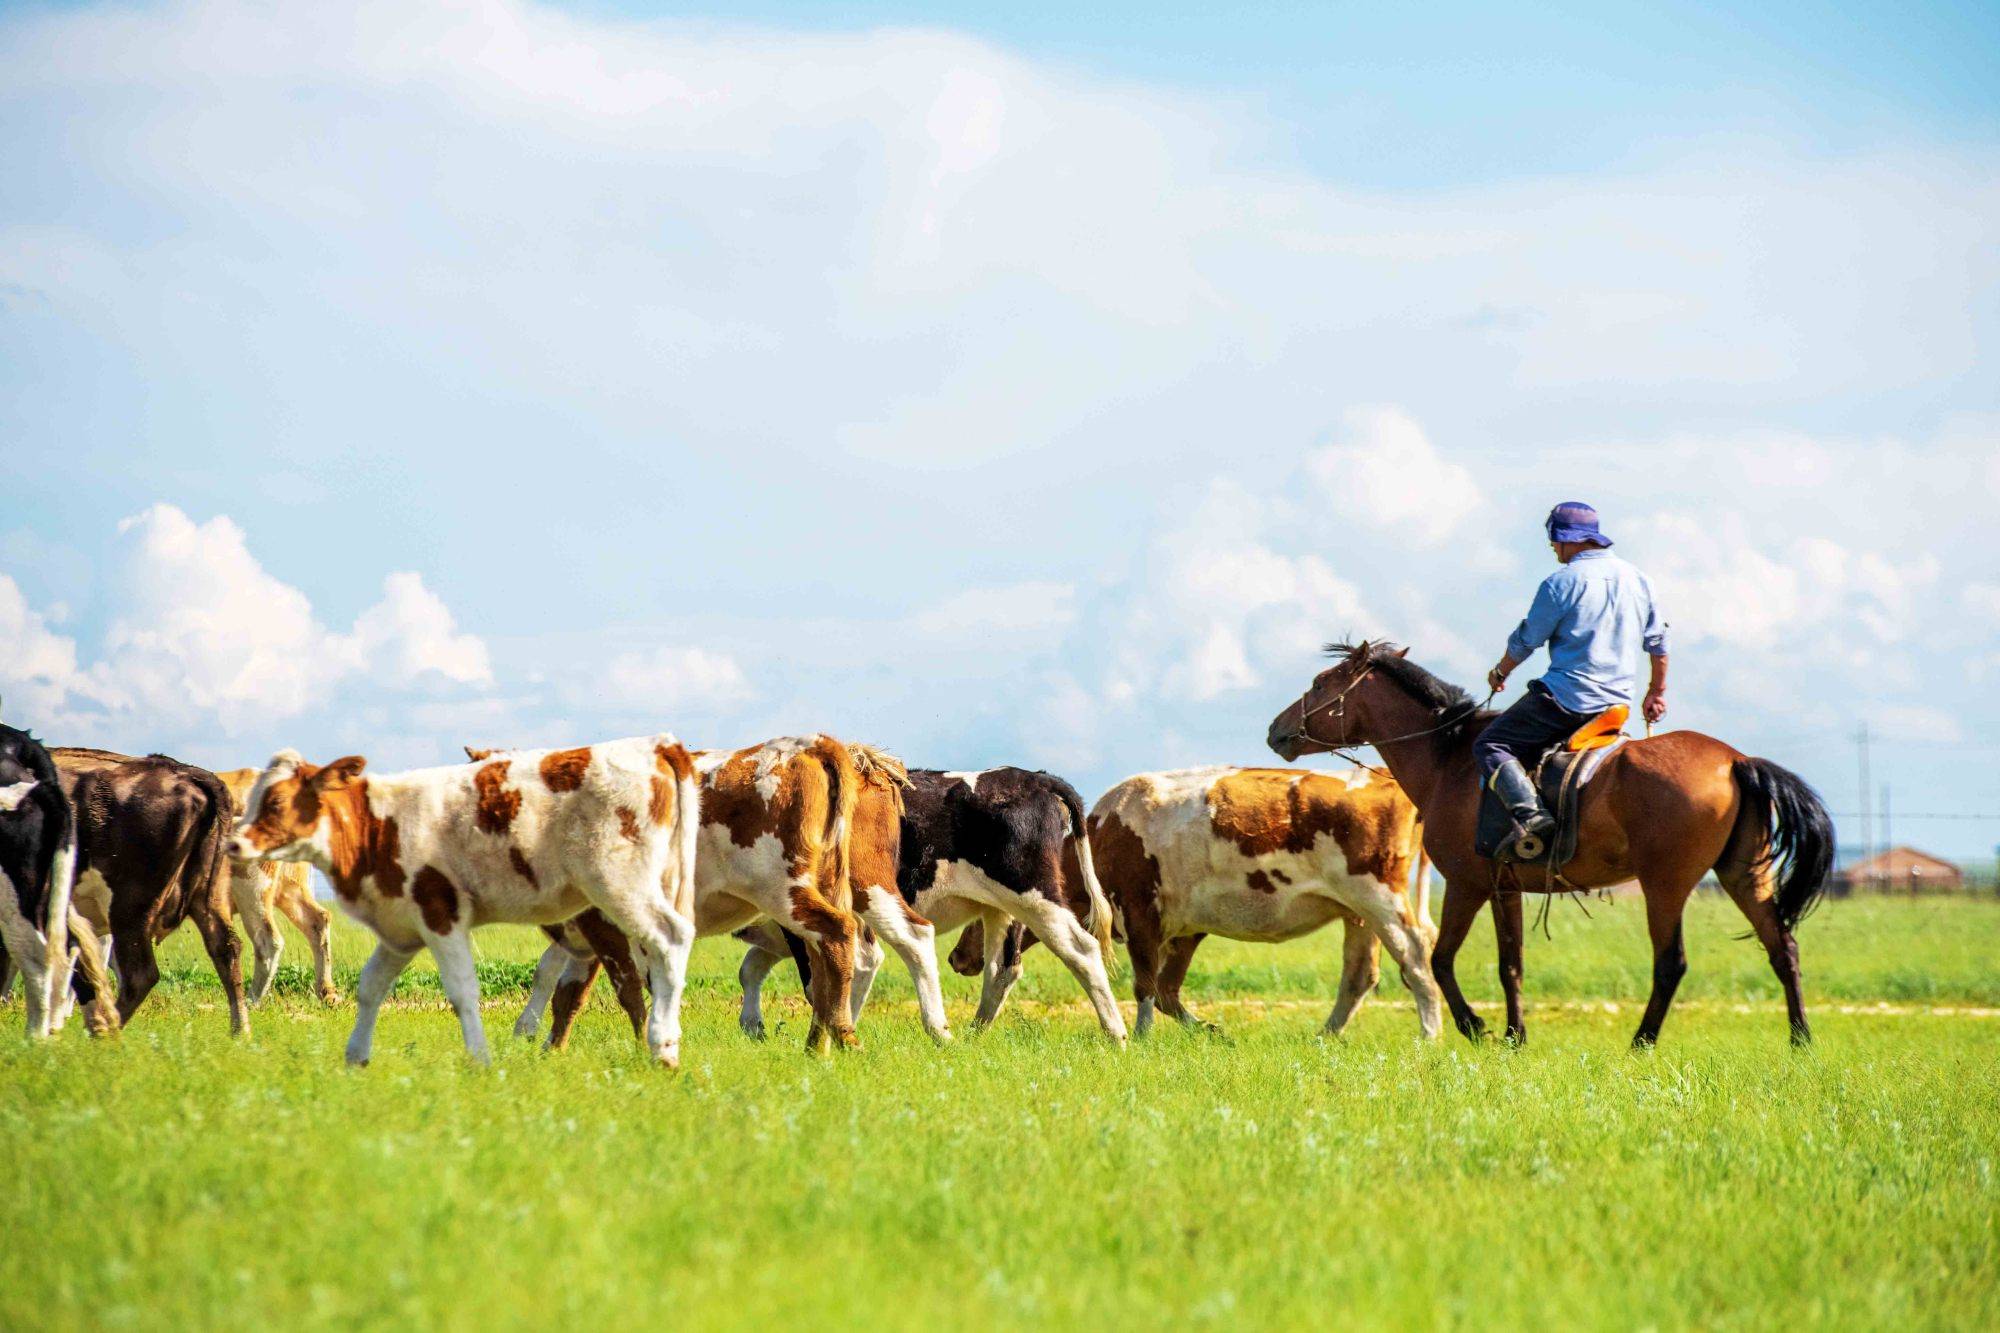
[1546,501,1612,547]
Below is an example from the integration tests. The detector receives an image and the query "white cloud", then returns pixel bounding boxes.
[0,505,491,739]
[1305,407,1482,545]
[351,570,492,687]
[910,581,1076,640]
[0,575,80,725]
[600,646,753,712]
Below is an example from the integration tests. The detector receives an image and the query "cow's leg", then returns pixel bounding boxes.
[279,887,340,1005]
[1322,917,1381,1037]
[855,886,950,1043]
[229,867,283,1005]
[191,902,250,1037]
[546,955,601,1050]
[1122,893,1165,1038]
[1010,895,1128,1042]
[733,921,789,1040]
[345,940,418,1066]
[1351,890,1444,1040]
[614,900,696,1068]
[516,940,571,1040]
[111,930,162,1028]
[0,870,51,1037]
[63,914,118,1037]
[0,943,14,1001]
[571,913,647,1045]
[427,930,490,1064]
[1154,933,1213,1030]
[850,926,883,1025]
[750,880,859,1053]
[973,910,1025,1028]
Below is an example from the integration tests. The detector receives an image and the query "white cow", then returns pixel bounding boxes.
[232,737,699,1066]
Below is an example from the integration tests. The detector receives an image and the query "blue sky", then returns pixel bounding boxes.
[2,0,1997,856]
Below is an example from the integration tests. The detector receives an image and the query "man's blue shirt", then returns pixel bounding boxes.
[1505,548,1668,714]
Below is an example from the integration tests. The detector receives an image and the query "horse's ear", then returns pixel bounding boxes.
[1393,645,1409,659]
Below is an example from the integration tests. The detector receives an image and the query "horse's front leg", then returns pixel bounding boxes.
[1493,890,1526,1045]
[1431,878,1491,1042]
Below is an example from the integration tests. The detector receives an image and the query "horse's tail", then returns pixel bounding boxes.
[1731,757,1834,932]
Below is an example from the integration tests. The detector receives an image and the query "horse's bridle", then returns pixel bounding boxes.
[1286,665,1498,752]
[1286,666,1374,749]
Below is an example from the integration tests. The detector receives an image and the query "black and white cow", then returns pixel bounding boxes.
[738,767,1128,1040]
[0,718,78,1037]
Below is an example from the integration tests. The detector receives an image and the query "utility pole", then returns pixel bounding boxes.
[1881,783,1892,892]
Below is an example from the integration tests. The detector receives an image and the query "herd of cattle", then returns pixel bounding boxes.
[0,715,1441,1067]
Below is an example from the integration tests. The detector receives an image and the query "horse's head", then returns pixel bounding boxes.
[1266,640,1405,760]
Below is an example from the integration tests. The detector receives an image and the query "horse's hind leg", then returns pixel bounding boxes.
[1631,880,1694,1047]
[1493,890,1527,1045]
[1719,859,1810,1046]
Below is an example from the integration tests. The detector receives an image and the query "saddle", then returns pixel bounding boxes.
[1475,704,1629,869]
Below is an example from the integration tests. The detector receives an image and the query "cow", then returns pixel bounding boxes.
[0,719,78,1037]
[508,736,929,1053]
[54,747,247,1035]
[231,737,700,1066]
[1081,766,1442,1038]
[734,766,1128,1041]
[215,767,340,1005]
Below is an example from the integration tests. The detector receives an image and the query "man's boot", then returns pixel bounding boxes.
[1489,759,1555,861]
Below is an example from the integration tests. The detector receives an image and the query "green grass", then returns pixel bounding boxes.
[5,894,1997,1331]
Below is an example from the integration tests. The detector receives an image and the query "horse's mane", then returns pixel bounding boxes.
[1323,641,1497,755]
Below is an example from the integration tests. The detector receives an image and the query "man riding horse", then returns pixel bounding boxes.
[1481,501,1667,860]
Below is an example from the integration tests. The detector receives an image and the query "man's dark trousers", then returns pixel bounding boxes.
[1475,680,1595,783]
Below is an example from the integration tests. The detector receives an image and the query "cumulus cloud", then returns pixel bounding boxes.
[0,505,491,741]
[600,646,753,712]
[1305,407,1483,546]
[0,575,79,726]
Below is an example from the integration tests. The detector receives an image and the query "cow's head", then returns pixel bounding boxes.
[232,749,367,866]
[0,777,37,814]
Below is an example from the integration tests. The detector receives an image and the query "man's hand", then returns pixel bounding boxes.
[1642,688,1667,725]
[1487,658,1513,694]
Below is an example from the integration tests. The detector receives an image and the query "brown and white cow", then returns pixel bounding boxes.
[505,735,917,1053]
[1089,766,1442,1039]
[216,767,340,1006]
[232,736,700,1066]
[55,747,247,1035]
[736,765,1127,1041]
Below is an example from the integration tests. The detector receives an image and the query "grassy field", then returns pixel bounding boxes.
[4,892,1997,1330]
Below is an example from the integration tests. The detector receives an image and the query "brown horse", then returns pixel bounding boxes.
[1266,641,1834,1048]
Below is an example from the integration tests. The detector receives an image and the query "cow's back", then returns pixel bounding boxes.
[54,748,229,935]
[1091,766,1418,942]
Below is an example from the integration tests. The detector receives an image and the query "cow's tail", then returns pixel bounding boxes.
[39,769,77,1010]
[1052,779,1116,956]
[807,736,863,914]
[659,740,702,919]
[180,766,237,928]
[1408,818,1436,948]
[1729,757,1834,933]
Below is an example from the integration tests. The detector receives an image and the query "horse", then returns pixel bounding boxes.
[1266,641,1834,1048]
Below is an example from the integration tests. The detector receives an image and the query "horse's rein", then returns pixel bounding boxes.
[1288,670,1497,752]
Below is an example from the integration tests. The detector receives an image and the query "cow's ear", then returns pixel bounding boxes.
[0,778,37,813]
[315,755,368,786]
[464,746,495,762]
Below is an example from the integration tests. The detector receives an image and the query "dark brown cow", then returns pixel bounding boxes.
[54,748,247,1035]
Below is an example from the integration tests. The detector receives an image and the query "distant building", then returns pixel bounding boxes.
[1834,846,1964,894]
